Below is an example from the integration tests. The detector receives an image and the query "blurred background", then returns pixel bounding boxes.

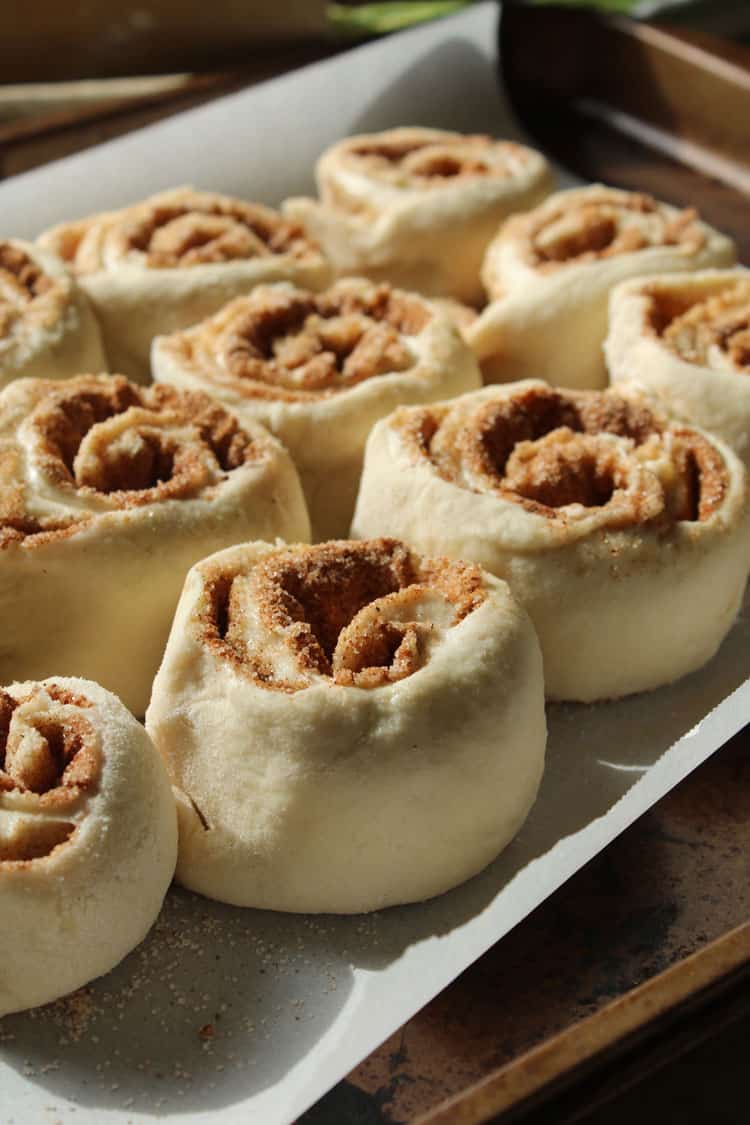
[2,1,749,81]
[0,0,748,178]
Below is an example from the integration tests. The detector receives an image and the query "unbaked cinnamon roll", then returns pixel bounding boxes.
[0,240,105,387]
[37,187,332,381]
[352,382,750,701]
[0,676,176,1016]
[469,185,736,390]
[145,538,546,913]
[0,374,310,715]
[606,270,750,465]
[283,127,552,305]
[152,277,481,538]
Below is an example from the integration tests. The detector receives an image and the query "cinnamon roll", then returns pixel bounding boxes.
[37,187,332,381]
[352,382,750,701]
[0,374,310,715]
[0,676,177,1016]
[283,127,552,305]
[469,186,736,390]
[606,270,750,465]
[145,538,546,913]
[152,278,482,538]
[0,240,105,387]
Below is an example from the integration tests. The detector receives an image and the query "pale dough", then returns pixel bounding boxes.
[352,381,750,701]
[37,187,332,381]
[145,538,546,913]
[469,185,736,390]
[0,240,105,387]
[0,374,310,715]
[0,676,177,1016]
[606,269,750,466]
[152,278,482,538]
[284,127,553,304]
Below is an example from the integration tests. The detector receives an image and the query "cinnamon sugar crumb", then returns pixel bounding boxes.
[525,190,706,270]
[197,539,485,693]
[1,375,265,546]
[181,280,430,404]
[397,385,729,529]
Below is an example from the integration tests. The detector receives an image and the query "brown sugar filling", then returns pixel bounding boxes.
[650,283,750,371]
[25,376,257,508]
[0,243,61,341]
[0,686,101,863]
[190,282,429,401]
[527,192,705,270]
[122,197,316,268]
[345,134,526,184]
[669,428,728,521]
[0,243,54,303]
[199,539,486,691]
[411,385,728,524]
[502,430,623,510]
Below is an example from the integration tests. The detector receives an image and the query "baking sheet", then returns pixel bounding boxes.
[0,4,748,1123]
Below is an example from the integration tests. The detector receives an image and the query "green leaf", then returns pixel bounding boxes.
[530,0,641,11]
[327,2,474,37]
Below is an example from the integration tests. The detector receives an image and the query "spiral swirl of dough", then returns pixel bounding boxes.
[37,188,332,381]
[353,382,750,700]
[0,676,176,1015]
[0,375,310,713]
[42,189,316,275]
[0,240,105,387]
[284,127,552,305]
[514,190,708,274]
[197,538,486,692]
[660,280,750,372]
[146,537,546,912]
[469,185,736,390]
[152,278,481,537]
[419,383,726,533]
[606,271,750,466]
[322,129,547,200]
[0,682,100,863]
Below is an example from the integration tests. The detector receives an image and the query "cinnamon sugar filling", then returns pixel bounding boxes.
[0,244,53,303]
[0,243,61,341]
[0,686,100,863]
[26,377,256,507]
[189,282,429,401]
[199,539,485,691]
[502,431,623,510]
[647,283,750,371]
[345,134,529,186]
[0,514,85,550]
[527,192,705,270]
[669,429,728,522]
[121,198,316,268]
[407,387,728,523]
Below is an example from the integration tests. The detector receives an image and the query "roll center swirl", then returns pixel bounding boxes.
[0,686,101,862]
[653,282,750,372]
[0,244,53,305]
[200,540,485,691]
[122,198,314,268]
[346,134,523,185]
[212,283,428,398]
[413,386,728,525]
[0,243,62,344]
[529,193,705,268]
[28,378,255,506]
